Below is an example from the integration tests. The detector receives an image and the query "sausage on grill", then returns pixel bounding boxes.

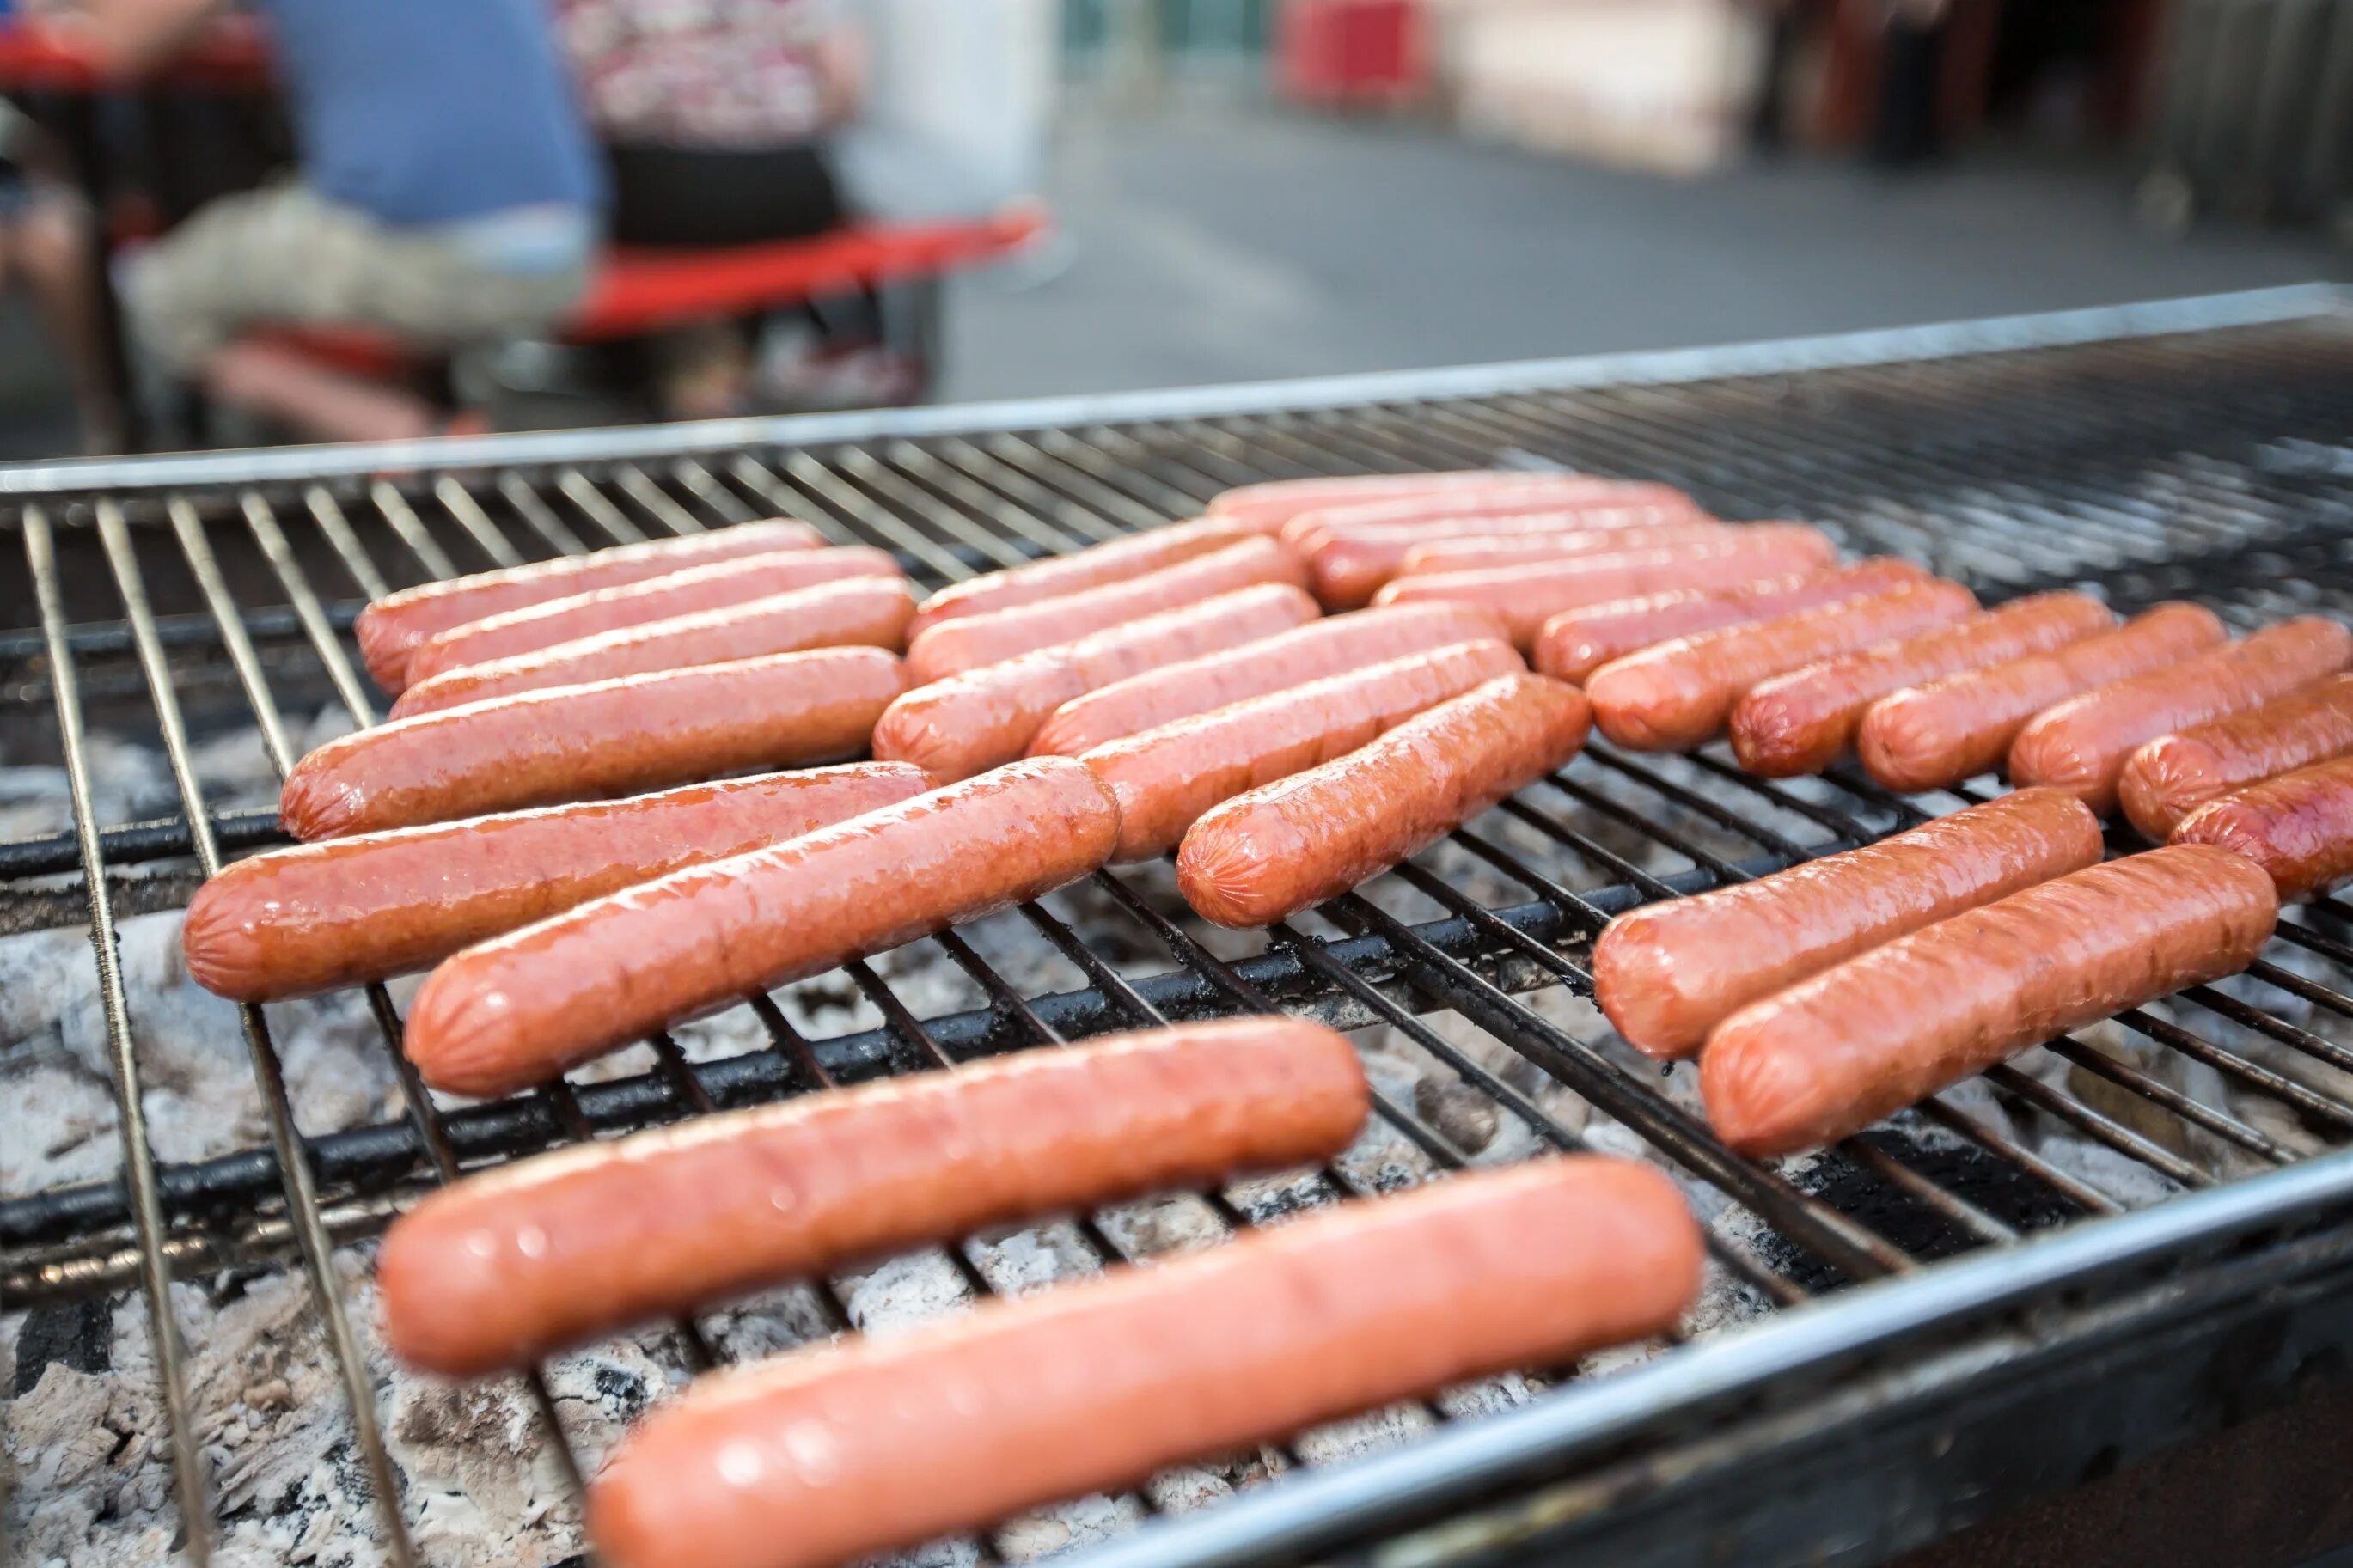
[1701,845,2277,1156]
[903,538,1308,684]
[1207,470,1596,533]
[1585,579,1980,752]
[1084,639,1522,862]
[184,764,932,1001]
[1278,479,1696,556]
[874,583,1317,784]
[1028,601,1504,757]
[1372,526,1839,646]
[378,1017,1370,1376]
[1855,602,2226,794]
[1729,592,2115,778]
[1592,788,2100,1059]
[2118,672,2353,839]
[402,758,1121,1096]
[586,1156,1703,1568]
[1179,673,1590,928]
[279,647,906,839]
[392,577,916,717]
[2172,755,2353,902]
[402,546,900,688]
[1396,520,1734,577]
[2008,618,2353,815]
[1304,503,1708,608]
[1533,558,1930,685]
[907,517,1262,639]
[356,520,823,692]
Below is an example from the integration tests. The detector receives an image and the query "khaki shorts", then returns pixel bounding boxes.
[125,184,594,374]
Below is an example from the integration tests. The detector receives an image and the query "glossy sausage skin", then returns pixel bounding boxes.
[1304,503,1707,608]
[355,520,822,692]
[380,1017,1369,1376]
[586,1157,1703,1568]
[2172,755,2353,902]
[1701,845,2277,1156]
[1533,559,1929,685]
[907,517,1260,639]
[1029,601,1505,757]
[1855,602,2226,794]
[872,584,1317,784]
[391,577,915,717]
[2008,617,2353,815]
[1277,479,1695,556]
[1371,525,1839,646]
[1084,639,1523,862]
[2118,673,2353,839]
[903,538,1309,684]
[1592,788,2100,1059]
[402,759,1121,1096]
[1207,470,1581,533]
[403,546,900,688]
[279,647,906,839]
[183,765,932,1001]
[1729,592,2115,778]
[1179,673,1591,927]
[1585,579,1980,751]
[1397,520,1733,577]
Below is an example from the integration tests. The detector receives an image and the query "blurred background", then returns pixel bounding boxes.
[0,0,2346,461]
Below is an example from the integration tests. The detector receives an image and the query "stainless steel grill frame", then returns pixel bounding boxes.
[9,284,2353,1568]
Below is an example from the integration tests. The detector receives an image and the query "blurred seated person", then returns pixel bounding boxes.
[58,0,605,442]
[0,101,119,451]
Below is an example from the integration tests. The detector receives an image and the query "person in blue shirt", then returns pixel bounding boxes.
[65,0,608,441]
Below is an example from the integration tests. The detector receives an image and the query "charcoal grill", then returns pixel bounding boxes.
[9,284,2353,1568]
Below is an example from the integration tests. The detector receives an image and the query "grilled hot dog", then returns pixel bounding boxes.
[1396,520,1733,577]
[1531,559,1929,686]
[2118,672,2353,839]
[906,517,1261,639]
[1207,470,1602,534]
[1278,479,1696,556]
[1303,503,1708,608]
[2172,754,2353,901]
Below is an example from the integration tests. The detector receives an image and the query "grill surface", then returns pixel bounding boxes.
[8,285,2353,1568]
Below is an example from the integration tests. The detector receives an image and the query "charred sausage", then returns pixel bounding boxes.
[279,647,906,839]
[907,517,1262,639]
[1855,602,2225,794]
[401,758,1121,1096]
[1729,592,2115,777]
[586,1157,1702,1568]
[2171,755,2353,902]
[356,520,822,692]
[1533,558,1930,685]
[1701,845,2277,1156]
[183,764,932,1001]
[871,583,1318,784]
[1178,673,1591,927]
[2008,617,2353,815]
[1591,788,2101,1059]
[377,1017,1370,1376]
[2118,672,2353,839]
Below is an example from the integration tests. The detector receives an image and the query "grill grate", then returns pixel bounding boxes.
[9,288,2353,1568]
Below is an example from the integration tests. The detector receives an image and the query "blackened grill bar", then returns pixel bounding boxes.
[5,289,2353,1568]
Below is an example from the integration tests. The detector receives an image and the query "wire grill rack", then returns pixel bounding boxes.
[9,286,2353,1568]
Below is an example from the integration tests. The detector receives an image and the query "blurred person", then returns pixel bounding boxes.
[831,0,1054,222]
[58,0,605,442]
[0,101,121,450]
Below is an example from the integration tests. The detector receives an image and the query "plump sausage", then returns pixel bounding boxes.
[1701,845,2277,1156]
[1028,601,1505,757]
[391,577,916,717]
[1084,639,1523,862]
[1207,470,1591,533]
[2172,755,2353,902]
[1277,479,1696,555]
[402,758,1120,1096]
[1179,673,1591,928]
[1729,592,2115,778]
[872,583,1318,784]
[906,517,1261,639]
[184,764,932,1001]
[1584,579,1980,752]
[377,1017,1370,1376]
[1372,526,1840,647]
[279,647,906,840]
[1533,558,1931,685]
[355,520,823,692]
[2118,673,2353,839]
[2008,617,2353,815]
[586,1156,1703,1568]
[1303,503,1709,608]
[1592,788,2100,1059]
[1855,602,2226,794]
[1397,520,1735,577]
[402,546,900,687]
[903,538,1309,684]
